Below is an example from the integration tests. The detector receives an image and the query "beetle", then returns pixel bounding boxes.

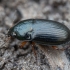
[7,19,70,50]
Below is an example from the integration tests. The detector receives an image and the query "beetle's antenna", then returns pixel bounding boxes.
[0,35,11,47]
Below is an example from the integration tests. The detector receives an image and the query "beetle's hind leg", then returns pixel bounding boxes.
[52,46,59,50]
[52,46,65,51]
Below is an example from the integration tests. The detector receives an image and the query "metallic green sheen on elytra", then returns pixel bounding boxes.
[8,19,70,45]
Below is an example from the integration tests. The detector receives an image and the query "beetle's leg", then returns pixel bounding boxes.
[59,46,70,50]
[65,46,70,49]
[19,41,28,48]
[32,42,37,56]
[52,46,58,50]
[29,41,37,58]
[52,46,65,51]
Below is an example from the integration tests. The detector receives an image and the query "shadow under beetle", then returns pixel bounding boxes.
[8,19,70,50]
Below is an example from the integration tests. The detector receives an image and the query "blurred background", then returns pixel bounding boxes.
[0,0,70,28]
[0,0,70,70]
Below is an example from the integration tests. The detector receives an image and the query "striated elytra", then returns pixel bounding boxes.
[8,19,70,45]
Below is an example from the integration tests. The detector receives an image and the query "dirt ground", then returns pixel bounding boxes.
[0,0,70,70]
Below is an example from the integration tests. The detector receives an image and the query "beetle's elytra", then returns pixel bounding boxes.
[8,19,70,45]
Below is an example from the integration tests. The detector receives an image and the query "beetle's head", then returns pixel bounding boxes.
[8,27,31,40]
[8,27,17,39]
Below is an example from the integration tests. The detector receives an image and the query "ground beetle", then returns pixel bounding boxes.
[7,19,70,50]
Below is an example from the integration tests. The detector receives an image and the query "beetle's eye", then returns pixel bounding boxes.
[12,32,16,36]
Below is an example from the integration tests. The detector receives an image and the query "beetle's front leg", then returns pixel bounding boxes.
[19,41,28,48]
